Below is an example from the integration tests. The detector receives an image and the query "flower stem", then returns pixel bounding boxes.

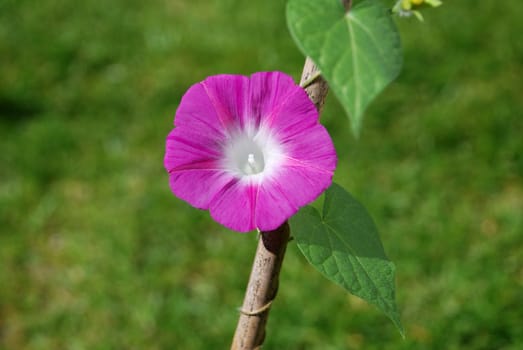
[231,223,290,350]
[231,60,329,349]
[299,58,329,113]
[299,70,322,89]
[344,0,352,12]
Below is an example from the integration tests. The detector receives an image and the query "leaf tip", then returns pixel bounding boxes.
[395,319,406,339]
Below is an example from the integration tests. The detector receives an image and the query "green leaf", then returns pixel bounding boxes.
[287,0,402,134]
[290,183,404,336]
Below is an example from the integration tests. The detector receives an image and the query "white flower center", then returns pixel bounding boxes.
[245,152,263,174]
[233,138,265,175]
[223,125,284,180]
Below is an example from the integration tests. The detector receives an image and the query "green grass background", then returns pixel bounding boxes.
[1,0,522,348]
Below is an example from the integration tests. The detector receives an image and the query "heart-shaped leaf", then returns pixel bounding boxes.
[287,0,402,134]
[290,183,404,336]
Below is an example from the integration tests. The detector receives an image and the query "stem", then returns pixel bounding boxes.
[231,223,290,350]
[299,70,322,89]
[231,2,352,347]
[344,0,352,12]
[230,60,329,349]
[300,58,329,113]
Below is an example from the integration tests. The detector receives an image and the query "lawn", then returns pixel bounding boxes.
[1,0,522,349]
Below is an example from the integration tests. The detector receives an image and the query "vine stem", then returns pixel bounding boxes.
[230,2,357,346]
[230,59,329,350]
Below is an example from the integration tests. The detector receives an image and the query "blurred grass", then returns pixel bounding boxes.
[1,0,522,349]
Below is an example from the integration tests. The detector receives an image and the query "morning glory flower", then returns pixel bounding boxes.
[164,71,336,232]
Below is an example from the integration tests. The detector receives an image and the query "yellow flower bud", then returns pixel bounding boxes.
[401,0,412,10]
[393,0,442,21]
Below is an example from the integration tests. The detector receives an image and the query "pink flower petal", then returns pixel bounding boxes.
[169,169,234,210]
[245,72,295,127]
[209,180,257,232]
[255,164,333,231]
[164,128,224,172]
[281,123,337,173]
[175,74,249,135]
[199,74,249,131]
[254,178,298,231]
[249,72,319,137]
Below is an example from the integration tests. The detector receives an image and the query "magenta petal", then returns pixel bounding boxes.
[174,83,227,135]
[248,72,319,137]
[209,181,257,232]
[164,128,223,172]
[245,72,296,127]
[169,170,234,210]
[175,74,249,133]
[254,179,297,231]
[277,165,333,206]
[255,164,333,231]
[200,74,249,130]
[282,123,337,172]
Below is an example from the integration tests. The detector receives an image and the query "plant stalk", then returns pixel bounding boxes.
[230,59,329,349]
[231,2,351,347]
